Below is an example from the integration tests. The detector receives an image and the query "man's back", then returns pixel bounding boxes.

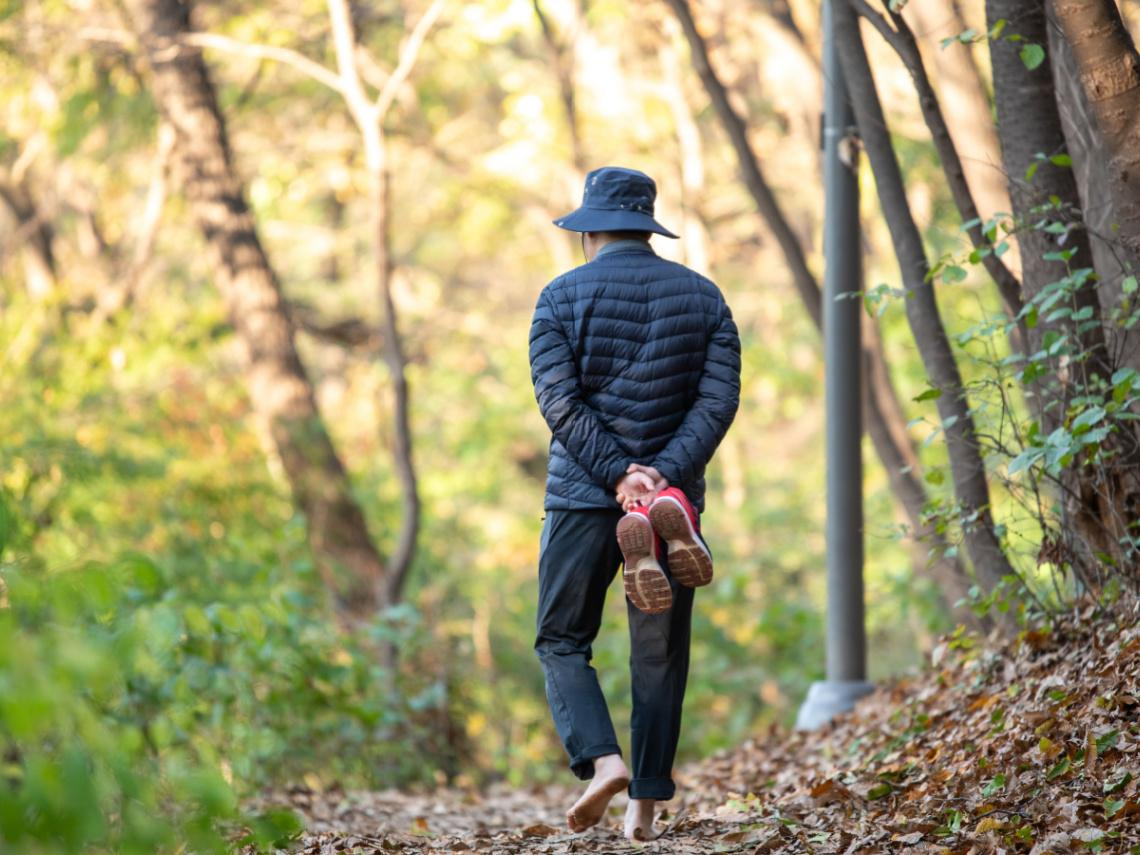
[530,241,740,512]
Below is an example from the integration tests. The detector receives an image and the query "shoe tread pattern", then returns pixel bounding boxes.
[649,499,713,588]
[617,515,672,614]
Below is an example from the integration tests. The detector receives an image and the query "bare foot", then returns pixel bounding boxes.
[566,754,630,833]
[624,798,659,841]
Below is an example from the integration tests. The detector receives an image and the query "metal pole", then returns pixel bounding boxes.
[795,0,873,730]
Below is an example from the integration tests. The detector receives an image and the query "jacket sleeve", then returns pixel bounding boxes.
[651,301,741,486]
[529,288,633,490]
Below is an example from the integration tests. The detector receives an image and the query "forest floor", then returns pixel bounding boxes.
[249,601,1140,854]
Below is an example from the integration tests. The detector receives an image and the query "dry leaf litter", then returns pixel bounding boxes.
[244,601,1140,854]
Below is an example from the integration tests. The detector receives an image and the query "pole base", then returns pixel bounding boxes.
[794,679,874,731]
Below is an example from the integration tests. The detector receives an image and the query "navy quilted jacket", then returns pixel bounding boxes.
[529,241,741,512]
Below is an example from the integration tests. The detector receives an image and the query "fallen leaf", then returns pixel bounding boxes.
[975,816,1006,834]
[520,823,558,838]
[810,778,854,805]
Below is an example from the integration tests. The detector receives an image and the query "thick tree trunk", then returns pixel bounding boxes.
[126,0,387,617]
[665,0,987,626]
[987,0,1137,575]
[835,0,1018,597]
[1049,23,1140,372]
[987,0,1110,393]
[1052,0,1140,257]
[1049,25,1140,321]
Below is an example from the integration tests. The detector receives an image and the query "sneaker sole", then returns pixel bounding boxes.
[649,496,713,587]
[616,514,672,615]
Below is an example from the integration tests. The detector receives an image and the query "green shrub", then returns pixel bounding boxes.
[0,545,446,853]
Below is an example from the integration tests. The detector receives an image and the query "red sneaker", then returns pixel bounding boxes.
[616,508,672,615]
[648,488,713,588]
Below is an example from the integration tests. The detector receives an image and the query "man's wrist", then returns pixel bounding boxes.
[649,460,679,486]
[609,459,634,490]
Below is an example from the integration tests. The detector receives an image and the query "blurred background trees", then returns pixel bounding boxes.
[2,0,1139,850]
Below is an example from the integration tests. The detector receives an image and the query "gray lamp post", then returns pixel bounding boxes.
[794,0,874,730]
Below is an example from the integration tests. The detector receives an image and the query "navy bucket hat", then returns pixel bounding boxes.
[553,166,679,239]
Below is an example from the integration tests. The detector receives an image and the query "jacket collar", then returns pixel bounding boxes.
[594,239,657,260]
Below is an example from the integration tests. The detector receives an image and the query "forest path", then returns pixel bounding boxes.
[256,775,772,853]
[252,606,1140,854]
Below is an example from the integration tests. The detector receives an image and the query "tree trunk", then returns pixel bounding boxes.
[665,0,987,626]
[533,0,587,174]
[834,0,1019,597]
[851,0,1024,324]
[1051,0,1140,257]
[659,26,712,275]
[987,0,1136,575]
[1049,21,1140,373]
[125,0,387,617]
[987,0,1109,393]
[324,0,426,605]
[903,0,1012,227]
[366,131,419,605]
[0,175,57,299]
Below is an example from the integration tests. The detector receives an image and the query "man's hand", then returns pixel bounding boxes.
[626,463,668,493]
[615,470,657,511]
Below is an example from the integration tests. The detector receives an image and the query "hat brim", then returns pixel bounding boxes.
[552,206,679,239]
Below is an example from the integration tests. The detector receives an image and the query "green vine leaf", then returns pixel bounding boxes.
[1020,44,1046,70]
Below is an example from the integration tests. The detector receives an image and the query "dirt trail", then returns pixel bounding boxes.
[255,603,1140,854]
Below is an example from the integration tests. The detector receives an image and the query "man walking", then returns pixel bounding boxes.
[529,166,741,840]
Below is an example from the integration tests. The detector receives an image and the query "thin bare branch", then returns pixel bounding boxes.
[375,0,445,118]
[326,0,371,116]
[849,0,1024,320]
[179,31,345,94]
[82,25,346,95]
[91,121,176,325]
[355,43,391,92]
[533,0,585,171]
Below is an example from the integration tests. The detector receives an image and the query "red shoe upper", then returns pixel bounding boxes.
[653,486,700,530]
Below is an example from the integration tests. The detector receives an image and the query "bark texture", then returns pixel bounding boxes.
[835,0,1018,596]
[125,0,387,616]
[987,0,1109,393]
[987,0,1138,574]
[666,0,987,624]
[1049,23,1140,372]
[1052,0,1140,257]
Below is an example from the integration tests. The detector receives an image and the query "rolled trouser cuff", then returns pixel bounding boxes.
[569,743,624,780]
[629,775,675,800]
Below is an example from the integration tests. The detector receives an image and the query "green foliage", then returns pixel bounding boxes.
[2,554,295,853]
[0,289,449,849]
[872,180,1140,611]
[1,523,444,853]
[1019,44,1046,71]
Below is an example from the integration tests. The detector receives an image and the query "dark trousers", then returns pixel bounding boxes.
[534,509,694,801]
